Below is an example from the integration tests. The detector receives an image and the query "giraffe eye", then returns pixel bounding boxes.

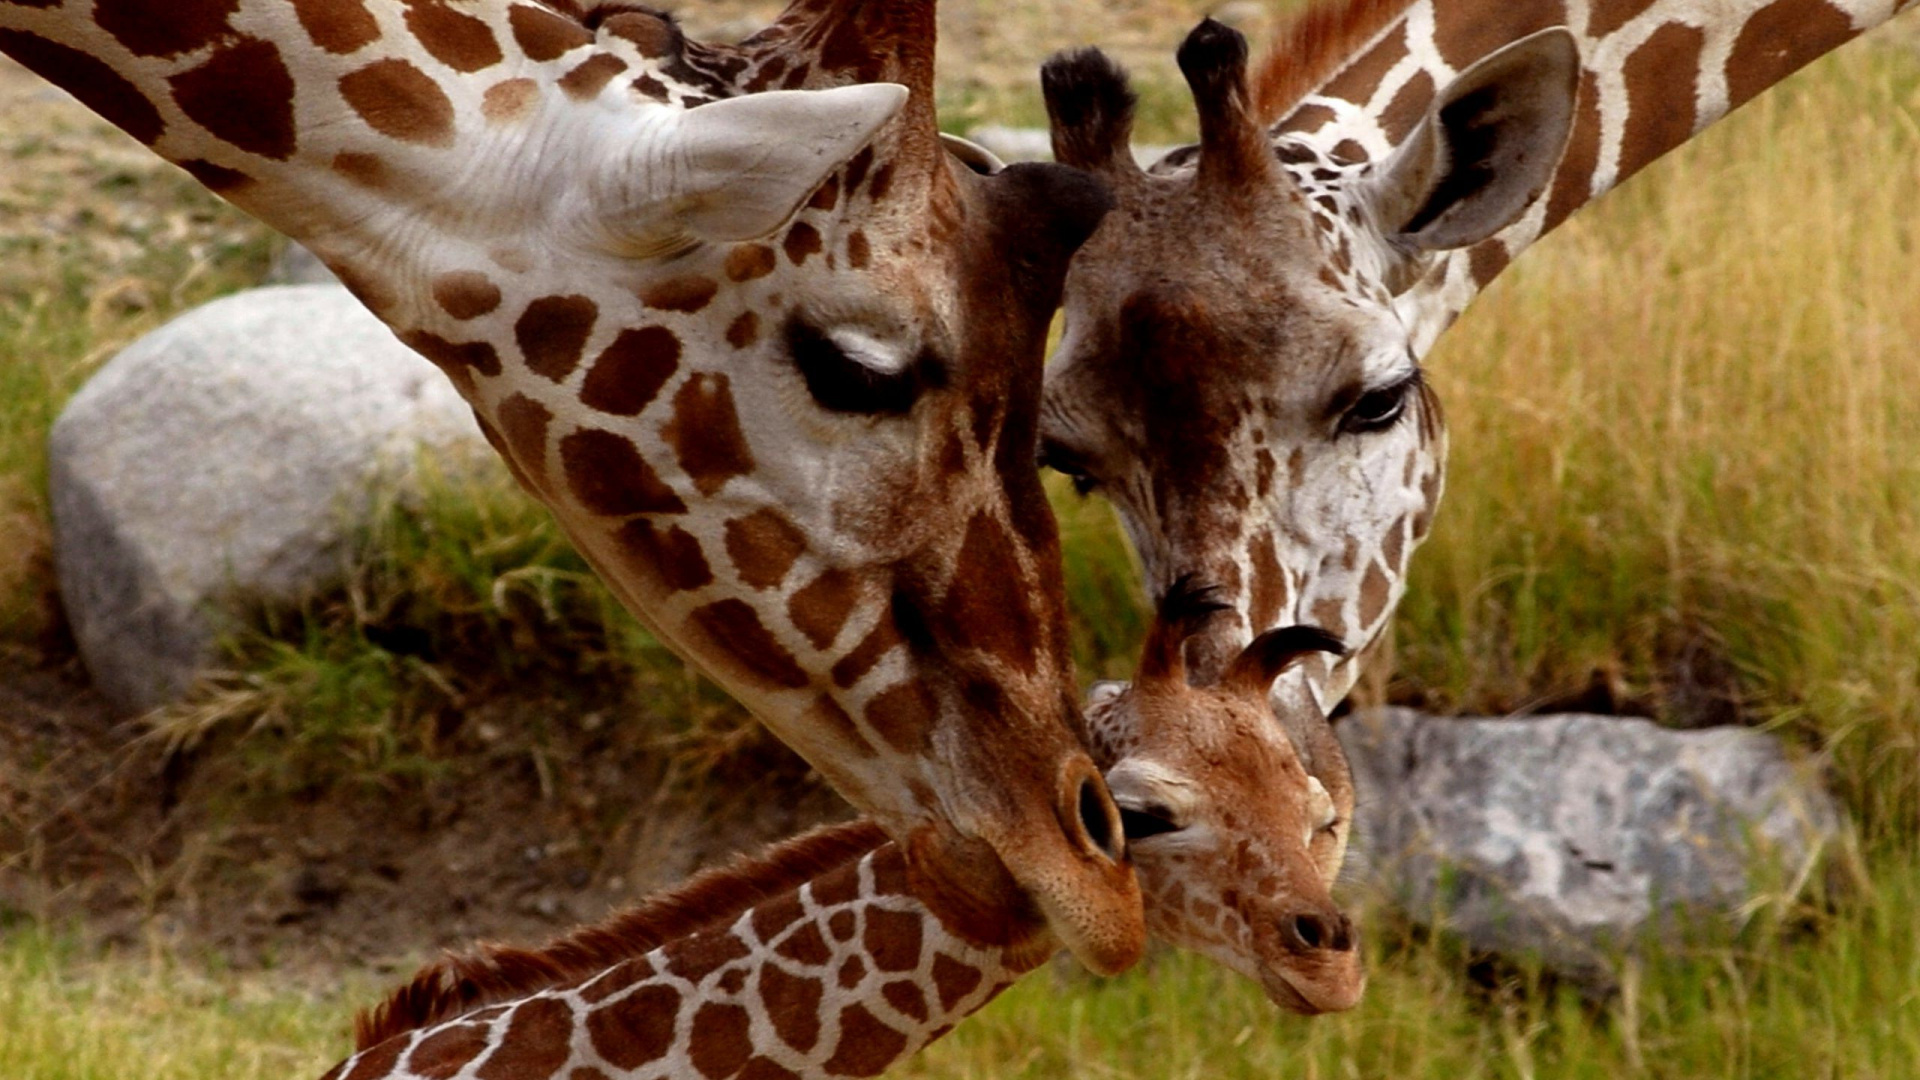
[1118,802,1183,841]
[1339,371,1420,435]
[785,316,946,416]
[1038,438,1102,495]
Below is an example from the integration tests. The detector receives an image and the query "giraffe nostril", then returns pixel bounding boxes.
[1291,913,1325,950]
[1329,913,1356,952]
[1284,910,1355,953]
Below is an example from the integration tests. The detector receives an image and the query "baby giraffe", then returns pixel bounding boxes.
[321,586,1360,1079]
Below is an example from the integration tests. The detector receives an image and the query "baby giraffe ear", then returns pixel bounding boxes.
[1137,574,1232,687]
[603,83,908,252]
[1365,27,1581,256]
[1222,625,1347,697]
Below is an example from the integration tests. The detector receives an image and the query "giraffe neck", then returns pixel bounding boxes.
[1274,0,1916,351]
[331,822,1048,1080]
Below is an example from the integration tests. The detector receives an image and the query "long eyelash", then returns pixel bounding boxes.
[786,317,946,415]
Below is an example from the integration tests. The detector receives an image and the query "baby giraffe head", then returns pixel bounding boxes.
[1087,578,1363,1013]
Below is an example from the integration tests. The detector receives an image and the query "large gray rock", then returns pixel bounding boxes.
[50,284,499,715]
[1339,707,1845,984]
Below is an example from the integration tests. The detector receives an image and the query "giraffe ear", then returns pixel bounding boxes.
[1365,27,1580,255]
[639,84,909,246]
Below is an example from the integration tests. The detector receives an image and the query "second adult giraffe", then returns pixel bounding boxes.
[1038,1,1915,716]
[0,0,1144,971]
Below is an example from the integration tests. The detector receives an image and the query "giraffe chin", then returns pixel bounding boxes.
[1255,956,1366,1016]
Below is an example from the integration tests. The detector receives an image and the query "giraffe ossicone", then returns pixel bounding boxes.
[0,0,1146,973]
[321,588,1362,1080]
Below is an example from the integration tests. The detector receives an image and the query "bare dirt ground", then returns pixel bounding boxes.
[0,0,1261,977]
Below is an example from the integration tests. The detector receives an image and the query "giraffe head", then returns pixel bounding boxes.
[362,3,1144,972]
[1086,577,1362,1013]
[1036,18,1578,699]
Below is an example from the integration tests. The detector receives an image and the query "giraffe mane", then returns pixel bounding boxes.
[353,818,889,1049]
[1252,0,1415,124]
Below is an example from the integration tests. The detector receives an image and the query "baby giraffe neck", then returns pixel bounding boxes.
[331,822,1050,1080]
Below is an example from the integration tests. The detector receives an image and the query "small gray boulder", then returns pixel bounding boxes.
[1339,708,1845,984]
[49,284,498,715]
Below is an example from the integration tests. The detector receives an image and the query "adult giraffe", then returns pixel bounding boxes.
[1038,1,1916,719]
[320,592,1359,1080]
[0,0,1146,973]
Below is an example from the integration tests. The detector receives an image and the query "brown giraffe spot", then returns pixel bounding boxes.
[863,680,934,755]
[773,919,832,965]
[1358,559,1392,630]
[869,848,911,896]
[942,513,1039,671]
[718,968,747,994]
[1617,23,1706,184]
[404,0,501,73]
[341,1035,404,1080]
[783,222,823,266]
[866,164,895,203]
[1340,535,1361,572]
[1381,513,1409,573]
[482,77,540,123]
[748,55,789,92]
[1247,531,1287,631]
[1330,138,1369,165]
[1310,597,1347,642]
[495,392,553,492]
[831,616,900,689]
[823,1003,908,1076]
[516,295,598,382]
[560,53,629,99]
[406,1022,489,1079]
[1287,448,1306,489]
[169,37,297,160]
[738,1059,801,1080]
[1727,0,1856,110]
[615,519,712,592]
[845,230,871,270]
[633,73,668,100]
[340,59,456,147]
[331,151,388,189]
[825,907,858,938]
[882,981,929,1024]
[863,908,923,973]
[1586,0,1660,38]
[579,326,679,416]
[291,0,379,54]
[836,955,866,989]
[95,0,237,58]
[802,695,876,758]
[0,31,164,145]
[1545,73,1602,231]
[559,428,686,515]
[1469,239,1511,289]
[473,997,573,1080]
[177,159,251,193]
[724,244,778,283]
[723,508,806,590]
[662,373,755,496]
[1319,22,1408,109]
[1433,0,1560,71]
[1281,102,1336,133]
[808,175,840,212]
[403,330,501,391]
[432,271,501,320]
[587,984,680,1069]
[578,956,655,1005]
[1379,69,1436,147]
[687,1002,752,1080]
[690,600,811,689]
[509,2,592,60]
[640,275,719,313]
[782,63,812,89]
[930,953,982,1013]
[843,146,874,192]
[756,965,823,1053]
[726,311,760,349]
[666,929,752,983]
[601,10,675,55]
[788,568,860,650]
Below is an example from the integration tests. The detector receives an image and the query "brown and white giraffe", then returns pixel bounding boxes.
[318,591,1359,1080]
[1037,2,1917,722]
[0,0,1147,971]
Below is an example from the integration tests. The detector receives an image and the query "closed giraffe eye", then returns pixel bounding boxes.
[1117,801,1183,840]
[784,316,946,416]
